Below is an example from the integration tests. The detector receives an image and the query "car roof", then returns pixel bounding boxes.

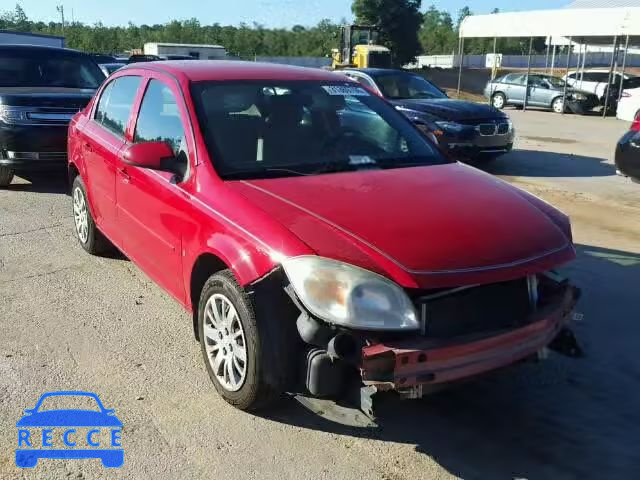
[122,60,348,83]
[0,44,87,56]
[343,68,411,77]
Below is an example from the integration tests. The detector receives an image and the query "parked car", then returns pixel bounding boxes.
[126,54,161,64]
[486,73,598,114]
[343,68,514,162]
[90,53,118,64]
[98,62,125,77]
[0,45,106,187]
[616,85,640,122]
[68,61,581,416]
[563,69,637,102]
[615,114,640,183]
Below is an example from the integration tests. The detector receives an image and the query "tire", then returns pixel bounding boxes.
[198,270,292,411]
[0,166,14,187]
[552,97,565,114]
[491,92,506,110]
[71,175,112,255]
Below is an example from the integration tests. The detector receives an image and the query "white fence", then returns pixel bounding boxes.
[409,52,640,70]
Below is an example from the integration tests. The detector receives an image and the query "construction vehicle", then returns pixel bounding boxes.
[330,25,392,69]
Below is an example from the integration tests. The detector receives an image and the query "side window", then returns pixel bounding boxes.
[134,79,187,165]
[567,73,576,80]
[94,76,141,136]
[508,74,525,85]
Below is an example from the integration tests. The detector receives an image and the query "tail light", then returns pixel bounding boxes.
[631,112,640,132]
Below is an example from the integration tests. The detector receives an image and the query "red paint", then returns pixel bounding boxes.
[69,61,575,318]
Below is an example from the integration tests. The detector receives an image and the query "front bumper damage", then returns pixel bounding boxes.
[288,273,583,426]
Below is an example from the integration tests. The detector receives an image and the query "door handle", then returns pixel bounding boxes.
[117,167,130,183]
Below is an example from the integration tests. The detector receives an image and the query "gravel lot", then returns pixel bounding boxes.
[1,110,639,480]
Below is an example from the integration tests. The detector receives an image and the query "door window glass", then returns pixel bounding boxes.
[95,76,141,136]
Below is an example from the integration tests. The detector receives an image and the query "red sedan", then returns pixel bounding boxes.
[68,61,581,416]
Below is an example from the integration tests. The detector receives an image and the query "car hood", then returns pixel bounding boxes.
[391,98,506,121]
[227,164,575,289]
[16,410,123,427]
[0,87,95,109]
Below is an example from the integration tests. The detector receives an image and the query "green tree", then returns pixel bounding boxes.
[352,0,423,66]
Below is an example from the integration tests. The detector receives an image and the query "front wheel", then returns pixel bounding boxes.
[491,92,506,109]
[552,97,565,114]
[198,270,294,411]
[0,166,14,187]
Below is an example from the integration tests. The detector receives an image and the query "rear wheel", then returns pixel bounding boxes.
[0,166,14,187]
[71,176,112,255]
[491,92,506,109]
[552,97,565,114]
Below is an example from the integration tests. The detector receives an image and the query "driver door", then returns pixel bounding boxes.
[115,75,193,303]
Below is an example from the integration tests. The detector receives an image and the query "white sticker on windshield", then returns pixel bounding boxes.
[322,85,370,96]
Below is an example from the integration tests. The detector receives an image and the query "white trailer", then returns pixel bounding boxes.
[0,30,64,48]
[143,42,227,60]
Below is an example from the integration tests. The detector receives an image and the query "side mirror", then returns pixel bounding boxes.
[24,409,34,414]
[122,141,175,172]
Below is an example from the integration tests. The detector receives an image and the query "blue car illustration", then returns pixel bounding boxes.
[16,391,123,468]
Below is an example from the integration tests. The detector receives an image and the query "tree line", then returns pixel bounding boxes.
[1,2,549,65]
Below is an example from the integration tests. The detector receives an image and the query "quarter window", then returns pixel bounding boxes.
[94,76,141,136]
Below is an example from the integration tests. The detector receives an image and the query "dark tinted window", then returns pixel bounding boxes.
[375,73,447,100]
[134,80,186,158]
[0,48,105,88]
[95,76,141,136]
[583,72,609,82]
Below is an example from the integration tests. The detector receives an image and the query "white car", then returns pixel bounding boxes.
[617,87,640,122]
[563,70,636,101]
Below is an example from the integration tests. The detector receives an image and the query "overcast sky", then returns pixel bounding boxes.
[12,0,572,28]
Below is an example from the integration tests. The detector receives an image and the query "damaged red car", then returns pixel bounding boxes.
[68,61,581,417]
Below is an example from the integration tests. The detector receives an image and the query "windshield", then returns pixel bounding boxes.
[0,50,105,88]
[375,73,447,100]
[191,80,449,180]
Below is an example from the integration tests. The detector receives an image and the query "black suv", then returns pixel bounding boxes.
[0,45,105,187]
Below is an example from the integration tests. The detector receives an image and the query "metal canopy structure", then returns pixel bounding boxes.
[459,7,640,40]
[456,7,640,117]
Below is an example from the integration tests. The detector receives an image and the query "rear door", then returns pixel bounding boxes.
[82,75,142,243]
[115,74,193,302]
[505,74,526,104]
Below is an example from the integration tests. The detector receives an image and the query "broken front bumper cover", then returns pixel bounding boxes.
[361,284,579,390]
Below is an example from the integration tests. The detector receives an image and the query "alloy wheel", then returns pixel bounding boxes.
[203,293,248,392]
[73,187,89,244]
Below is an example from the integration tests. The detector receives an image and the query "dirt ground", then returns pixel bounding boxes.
[1,110,639,480]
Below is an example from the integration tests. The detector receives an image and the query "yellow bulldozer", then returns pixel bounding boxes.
[330,25,392,69]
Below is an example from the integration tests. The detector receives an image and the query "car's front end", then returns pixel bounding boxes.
[0,46,103,186]
[396,100,515,162]
[564,89,599,114]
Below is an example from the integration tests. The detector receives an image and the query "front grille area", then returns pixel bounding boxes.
[476,122,511,136]
[413,278,532,339]
[5,151,66,161]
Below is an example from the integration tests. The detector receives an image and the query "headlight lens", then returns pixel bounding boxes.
[435,120,466,133]
[571,93,587,101]
[0,105,27,124]
[283,256,419,331]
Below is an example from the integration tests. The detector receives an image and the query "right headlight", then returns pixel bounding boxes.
[283,256,419,331]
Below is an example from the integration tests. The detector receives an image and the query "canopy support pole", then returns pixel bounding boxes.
[523,37,534,112]
[618,35,630,104]
[544,36,550,73]
[551,44,557,75]
[562,37,572,115]
[489,37,497,105]
[603,35,618,119]
[456,36,464,98]
[580,42,586,84]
